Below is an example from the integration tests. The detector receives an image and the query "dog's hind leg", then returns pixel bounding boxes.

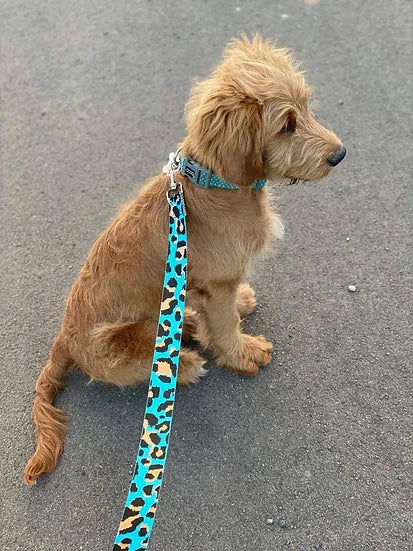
[88,320,206,387]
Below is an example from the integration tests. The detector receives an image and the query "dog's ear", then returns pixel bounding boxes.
[279,108,297,134]
[184,83,264,187]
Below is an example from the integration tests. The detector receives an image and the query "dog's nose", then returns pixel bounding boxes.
[327,146,346,167]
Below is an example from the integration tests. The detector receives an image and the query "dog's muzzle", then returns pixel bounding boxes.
[327,146,346,167]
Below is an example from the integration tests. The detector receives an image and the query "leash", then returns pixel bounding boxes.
[113,150,187,551]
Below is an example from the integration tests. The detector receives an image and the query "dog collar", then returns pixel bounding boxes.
[180,154,266,191]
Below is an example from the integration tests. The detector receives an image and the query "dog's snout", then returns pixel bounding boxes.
[327,146,346,167]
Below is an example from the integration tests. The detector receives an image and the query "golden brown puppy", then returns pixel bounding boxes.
[24,36,345,486]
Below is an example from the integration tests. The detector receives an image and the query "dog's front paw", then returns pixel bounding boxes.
[183,308,200,341]
[236,284,257,317]
[239,334,273,375]
[178,349,207,386]
[221,334,273,376]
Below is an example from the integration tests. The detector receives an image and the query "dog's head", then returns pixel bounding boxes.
[183,36,345,186]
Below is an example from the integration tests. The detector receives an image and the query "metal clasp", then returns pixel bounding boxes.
[163,148,186,213]
[162,147,182,190]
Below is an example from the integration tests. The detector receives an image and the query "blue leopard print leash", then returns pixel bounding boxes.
[113,151,187,551]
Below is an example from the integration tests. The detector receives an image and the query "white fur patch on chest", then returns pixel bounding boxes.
[270,211,284,241]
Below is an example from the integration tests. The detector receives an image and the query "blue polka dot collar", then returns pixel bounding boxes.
[180,154,266,191]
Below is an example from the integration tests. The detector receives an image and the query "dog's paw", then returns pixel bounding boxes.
[178,349,208,386]
[239,334,272,375]
[236,284,257,317]
[183,308,200,341]
[220,334,273,376]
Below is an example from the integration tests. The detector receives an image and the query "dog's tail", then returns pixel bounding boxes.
[24,333,73,486]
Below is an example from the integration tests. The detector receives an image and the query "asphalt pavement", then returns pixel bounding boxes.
[1,1,412,550]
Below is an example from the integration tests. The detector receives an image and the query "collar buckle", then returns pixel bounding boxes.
[181,156,213,188]
[181,157,213,188]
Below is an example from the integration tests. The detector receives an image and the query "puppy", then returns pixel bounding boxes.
[24,36,345,486]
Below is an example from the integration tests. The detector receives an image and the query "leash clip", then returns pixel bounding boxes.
[163,147,182,190]
[163,148,186,213]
